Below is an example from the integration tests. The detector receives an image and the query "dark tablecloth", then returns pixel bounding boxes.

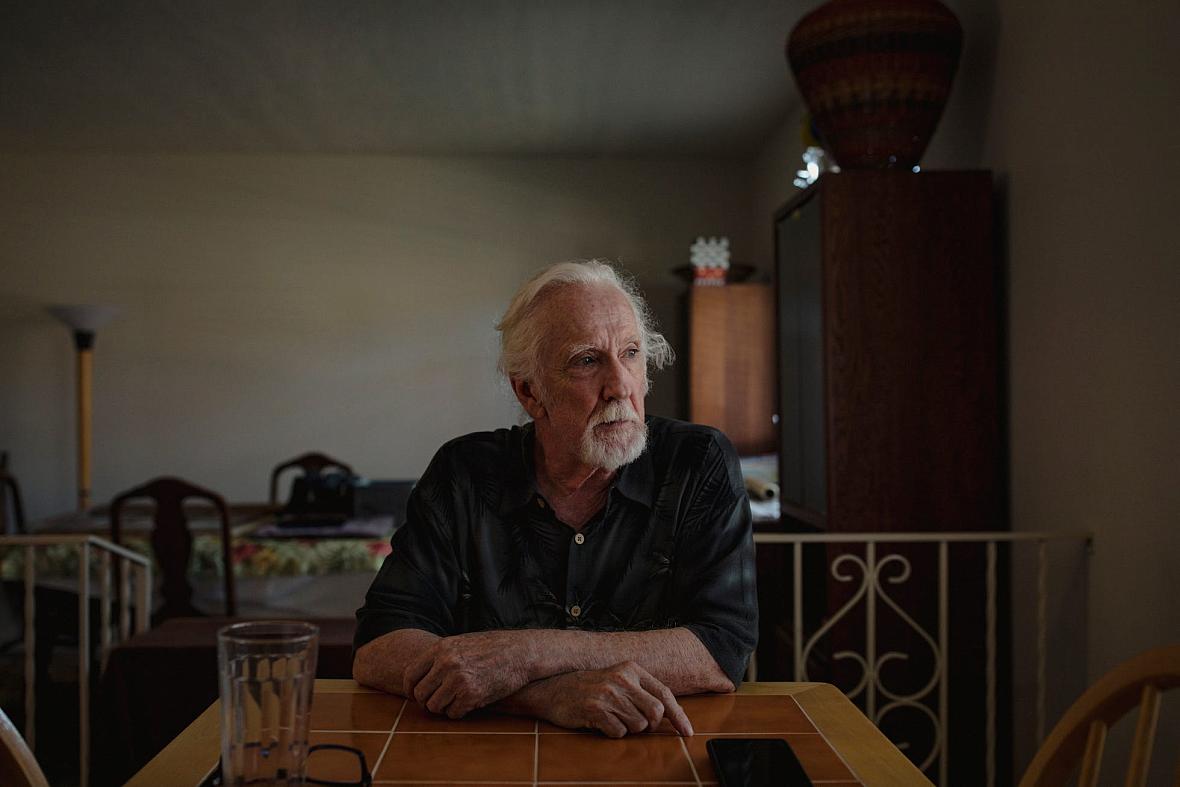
[93,616,356,786]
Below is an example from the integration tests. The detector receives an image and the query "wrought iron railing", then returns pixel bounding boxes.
[0,534,153,787]
[750,530,1093,786]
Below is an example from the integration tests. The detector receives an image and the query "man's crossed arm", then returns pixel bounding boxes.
[353,627,735,737]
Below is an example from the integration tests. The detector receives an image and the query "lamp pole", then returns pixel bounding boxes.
[73,329,95,512]
[48,305,118,512]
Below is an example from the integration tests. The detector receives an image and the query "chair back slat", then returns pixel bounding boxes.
[1124,684,1161,787]
[1078,720,1107,787]
[0,452,27,535]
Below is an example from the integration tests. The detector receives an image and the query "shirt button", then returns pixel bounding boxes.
[574,533,585,545]
[536,498,546,509]
[569,605,582,618]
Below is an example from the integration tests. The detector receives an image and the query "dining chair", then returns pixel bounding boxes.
[110,476,236,621]
[1018,643,1180,787]
[268,451,354,505]
[0,706,49,787]
[0,452,27,535]
[0,455,28,654]
[0,457,112,688]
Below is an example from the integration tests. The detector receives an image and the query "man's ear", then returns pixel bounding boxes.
[510,376,547,421]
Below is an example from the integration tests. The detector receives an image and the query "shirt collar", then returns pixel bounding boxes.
[498,418,657,514]
[613,422,656,509]
[498,422,540,515]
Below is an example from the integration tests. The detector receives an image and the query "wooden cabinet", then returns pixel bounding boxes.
[770,171,1006,781]
[776,170,1001,533]
[687,283,776,456]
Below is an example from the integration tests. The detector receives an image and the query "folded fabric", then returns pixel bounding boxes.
[251,515,395,539]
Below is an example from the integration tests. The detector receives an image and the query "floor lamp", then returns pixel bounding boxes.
[48,304,119,513]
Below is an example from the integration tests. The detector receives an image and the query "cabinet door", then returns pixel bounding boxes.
[822,171,998,533]
[776,191,827,524]
[688,284,776,455]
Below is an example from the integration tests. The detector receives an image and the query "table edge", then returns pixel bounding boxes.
[125,680,931,787]
[790,682,935,787]
[124,700,220,787]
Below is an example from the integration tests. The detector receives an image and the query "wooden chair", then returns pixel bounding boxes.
[0,456,28,653]
[269,451,354,505]
[1019,643,1180,787]
[0,457,110,681]
[110,476,236,621]
[0,452,26,535]
[0,706,49,787]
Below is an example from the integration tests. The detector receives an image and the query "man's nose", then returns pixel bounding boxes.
[602,356,631,401]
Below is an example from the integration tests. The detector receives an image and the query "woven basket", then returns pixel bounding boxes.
[787,0,963,169]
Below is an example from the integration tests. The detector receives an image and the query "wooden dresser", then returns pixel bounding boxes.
[687,283,777,456]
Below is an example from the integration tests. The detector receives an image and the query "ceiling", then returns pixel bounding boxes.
[0,1,807,158]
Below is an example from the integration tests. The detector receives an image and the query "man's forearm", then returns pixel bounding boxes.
[353,628,441,695]
[355,625,734,704]
[492,662,696,737]
[518,627,733,695]
[493,672,563,717]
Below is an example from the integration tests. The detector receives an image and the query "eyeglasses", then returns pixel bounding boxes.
[305,743,373,787]
[201,744,372,787]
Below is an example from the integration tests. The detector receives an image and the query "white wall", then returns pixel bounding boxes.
[751,100,806,266]
[0,154,755,517]
[978,1,1180,781]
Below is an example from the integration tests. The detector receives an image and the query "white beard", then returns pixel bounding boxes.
[579,400,647,471]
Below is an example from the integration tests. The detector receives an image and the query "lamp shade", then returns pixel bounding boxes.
[48,304,120,333]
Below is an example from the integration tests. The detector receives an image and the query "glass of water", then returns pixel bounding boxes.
[218,621,319,785]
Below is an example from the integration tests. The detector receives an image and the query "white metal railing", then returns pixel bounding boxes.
[0,534,152,787]
[751,530,1093,787]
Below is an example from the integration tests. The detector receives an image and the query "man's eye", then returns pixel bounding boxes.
[575,355,596,366]
[624,348,641,360]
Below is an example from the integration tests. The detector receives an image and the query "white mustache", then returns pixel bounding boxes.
[590,400,639,427]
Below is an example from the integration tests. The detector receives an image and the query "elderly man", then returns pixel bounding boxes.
[353,260,757,738]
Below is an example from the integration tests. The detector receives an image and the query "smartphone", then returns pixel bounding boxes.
[706,738,814,787]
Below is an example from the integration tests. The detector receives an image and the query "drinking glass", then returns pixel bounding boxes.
[218,621,319,785]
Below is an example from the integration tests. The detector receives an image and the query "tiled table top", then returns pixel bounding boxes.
[128,681,932,786]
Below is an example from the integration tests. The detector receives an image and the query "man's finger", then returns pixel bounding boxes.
[663,695,693,737]
[446,687,480,719]
[612,695,651,734]
[596,710,629,738]
[626,685,666,731]
[402,652,434,697]
[412,663,446,706]
[424,678,457,715]
[638,672,693,736]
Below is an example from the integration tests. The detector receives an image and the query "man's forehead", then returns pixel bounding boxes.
[537,284,637,327]
[535,284,641,351]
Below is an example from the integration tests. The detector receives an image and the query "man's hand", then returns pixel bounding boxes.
[527,661,694,738]
[403,630,534,717]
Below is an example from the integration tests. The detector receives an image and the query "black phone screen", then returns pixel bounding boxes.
[706,738,814,787]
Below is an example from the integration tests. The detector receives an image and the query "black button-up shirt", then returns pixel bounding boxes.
[355,416,758,685]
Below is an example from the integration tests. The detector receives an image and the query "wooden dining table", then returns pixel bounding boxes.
[127,680,932,786]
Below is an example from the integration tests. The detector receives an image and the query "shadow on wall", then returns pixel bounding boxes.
[0,297,75,517]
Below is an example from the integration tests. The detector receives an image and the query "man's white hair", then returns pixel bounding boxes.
[496,259,674,387]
